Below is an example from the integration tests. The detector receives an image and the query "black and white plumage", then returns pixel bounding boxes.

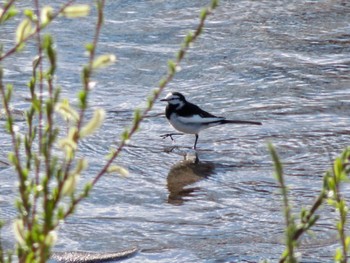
[160,92,262,149]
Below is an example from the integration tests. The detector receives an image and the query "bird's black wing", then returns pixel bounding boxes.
[178,101,221,118]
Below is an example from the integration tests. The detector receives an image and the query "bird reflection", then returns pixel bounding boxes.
[167,152,215,205]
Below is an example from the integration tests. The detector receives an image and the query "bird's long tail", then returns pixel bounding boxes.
[221,120,262,125]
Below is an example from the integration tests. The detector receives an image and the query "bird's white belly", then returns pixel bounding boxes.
[168,114,219,134]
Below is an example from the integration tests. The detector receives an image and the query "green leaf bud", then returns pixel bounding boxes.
[62,4,90,18]
[62,173,79,196]
[41,6,54,25]
[92,54,117,69]
[55,99,79,122]
[79,109,105,138]
[107,165,129,177]
[13,219,26,245]
[16,18,33,44]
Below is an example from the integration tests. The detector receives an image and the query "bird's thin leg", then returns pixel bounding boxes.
[193,134,199,149]
[160,132,184,141]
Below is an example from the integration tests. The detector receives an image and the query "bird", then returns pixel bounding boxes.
[160,92,262,149]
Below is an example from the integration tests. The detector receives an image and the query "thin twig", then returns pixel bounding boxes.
[60,0,104,181]
[0,0,17,23]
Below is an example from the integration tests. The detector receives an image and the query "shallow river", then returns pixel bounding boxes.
[1,0,350,262]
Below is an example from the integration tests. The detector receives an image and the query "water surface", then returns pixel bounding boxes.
[1,0,350,262]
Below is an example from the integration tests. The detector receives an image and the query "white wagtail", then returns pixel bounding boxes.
[160,92,262,149]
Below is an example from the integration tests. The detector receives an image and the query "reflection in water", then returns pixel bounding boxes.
[167,152,215,205]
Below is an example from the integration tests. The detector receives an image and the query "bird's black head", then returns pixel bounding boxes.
[160,92,186,106]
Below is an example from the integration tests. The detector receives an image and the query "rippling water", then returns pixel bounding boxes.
[1,0,350,262]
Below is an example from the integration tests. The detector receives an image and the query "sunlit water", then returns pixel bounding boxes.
[1,0,350,262]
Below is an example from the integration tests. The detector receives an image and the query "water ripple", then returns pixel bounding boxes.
[1,1,350,262]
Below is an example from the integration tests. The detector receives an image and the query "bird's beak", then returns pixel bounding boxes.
[160,98,168,102]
